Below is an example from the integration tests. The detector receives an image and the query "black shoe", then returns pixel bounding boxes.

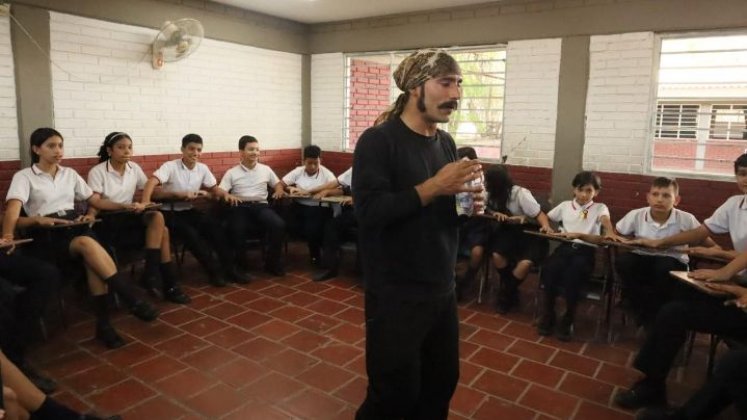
[163,286,191,304]
[556,315,573,342]
[227,267,253,284]
[495,290,518,314]
[139,273,162,299]
[310,257,320,267]
[614,380,667,410]
[266,265,286,277]
[208,274,228,287]
[636,407,682,420]
[130,301,158,322]
[95,324,125,349]
[312,269,337,282]
[20,362,57,394]
[537,312,555,336]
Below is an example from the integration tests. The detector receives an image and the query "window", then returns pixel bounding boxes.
[651,34,747,176]
[343,47,506,159]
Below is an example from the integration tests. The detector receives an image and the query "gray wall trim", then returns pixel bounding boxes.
[10,3,53,167]
[551,35,589,205]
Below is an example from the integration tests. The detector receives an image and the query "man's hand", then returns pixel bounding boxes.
[34,216,71,227]
[183,190,208,201]
[0,237,16,255]
[627,238,664,248]
[224,194,243,206]
[129,202,147,213]
[689,268,733,283]
[288,186,310,197]
[704,283,747,308]
[432,159,482,196]
[341,197,354,206]
[604,232,624,242]
[272,190,286,200]
[313,190,331,199]
[506,215,527,225]
[557,231,582,240]
[539,225,554,234]
[491,212,509,222]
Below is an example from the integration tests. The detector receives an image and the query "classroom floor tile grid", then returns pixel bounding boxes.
[29,244,735,419]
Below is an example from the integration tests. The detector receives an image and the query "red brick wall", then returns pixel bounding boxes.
[653,139,746,174]
[347,59,391,150]
[0,149,302,210]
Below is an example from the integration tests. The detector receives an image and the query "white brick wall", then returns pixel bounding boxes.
[583,32,657,174]
[50,12,303,158]
[311,53,344,152]
[502,38,561,168]
[0,12,19,161]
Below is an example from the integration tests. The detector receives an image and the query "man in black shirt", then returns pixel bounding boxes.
[353,49,482,419]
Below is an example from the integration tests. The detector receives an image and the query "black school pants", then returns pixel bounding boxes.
[226,203,286,269]
[633,298,747,384]
[356,290,459,420]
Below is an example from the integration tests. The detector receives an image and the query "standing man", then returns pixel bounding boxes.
[354,49,482,419]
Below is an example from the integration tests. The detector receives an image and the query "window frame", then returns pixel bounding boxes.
[646,31,747,181]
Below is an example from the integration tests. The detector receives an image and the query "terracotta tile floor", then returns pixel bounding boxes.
[29,245,736,419]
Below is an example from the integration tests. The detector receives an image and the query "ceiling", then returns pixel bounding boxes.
[211,0,499,24]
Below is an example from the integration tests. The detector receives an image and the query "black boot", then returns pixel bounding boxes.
[495,268,519,314]
[140,249,163,298]
[160,262,190,304]
[456,266,478,302]
[557,299,578,342]
[537,289,556,336]
[93,295,125,349]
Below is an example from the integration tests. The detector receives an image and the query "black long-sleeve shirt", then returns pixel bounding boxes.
[353,117,458,299]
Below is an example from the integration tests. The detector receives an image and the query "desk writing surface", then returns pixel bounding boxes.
[0,238,33,249]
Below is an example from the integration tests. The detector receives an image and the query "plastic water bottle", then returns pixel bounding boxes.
[456,169,485,216]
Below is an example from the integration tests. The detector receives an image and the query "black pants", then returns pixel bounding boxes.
[321,207,358,270]
[615,253,688,325]
[540,243,595,312]
[0,252,60,365]
[227,203,285,269]
[633,298,747,383]
[676,348,747,419]
[356,291,459,420]
[164,209,232,275]
[291,203,332,259]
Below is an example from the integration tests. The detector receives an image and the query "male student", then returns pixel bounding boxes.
[312,167,357,282]
[281,145,338,265]
[614,154,747,412]
[141,133,250,286]
[218,135,287,277]
[614,177,717,327]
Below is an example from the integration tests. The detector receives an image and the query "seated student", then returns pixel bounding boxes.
[281,145,338,265]
[2,128,158,349]
[141,133,249,286]
[217,135,287,277]
[614,177,716,328]
[312,166,357,282]
[87,132,190,304]
[614,153,747,411]
[537,171,618,341]
[483,165,551,314]
[0,249,60,394]
[454,146,492,300]
[0,349,120,419]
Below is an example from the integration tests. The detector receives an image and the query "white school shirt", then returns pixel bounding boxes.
[338,168,353,189]
[547,200,610,245]
[282,165,336,206]
[87,160,148,205]
[704,195,747,253]
[616,207,701,264]
[218,162,280,202]
[6,164,93,216]
[152,159,217,211]
[488,185,541,218]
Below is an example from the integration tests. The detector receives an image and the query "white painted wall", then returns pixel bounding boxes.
[50,12,303,158]
[583,32,657,174]
[310,53,344,152]
[502,38,561,168]
[0,11,19,161]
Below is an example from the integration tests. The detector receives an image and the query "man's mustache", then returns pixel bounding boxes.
[439,101,459,110]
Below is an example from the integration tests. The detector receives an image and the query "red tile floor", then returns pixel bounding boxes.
[28,245,737,419]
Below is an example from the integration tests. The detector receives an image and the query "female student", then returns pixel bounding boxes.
[2,128,158,349]
[484,165,551,314]
[537,171,618,341]
[87,132,190,304]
